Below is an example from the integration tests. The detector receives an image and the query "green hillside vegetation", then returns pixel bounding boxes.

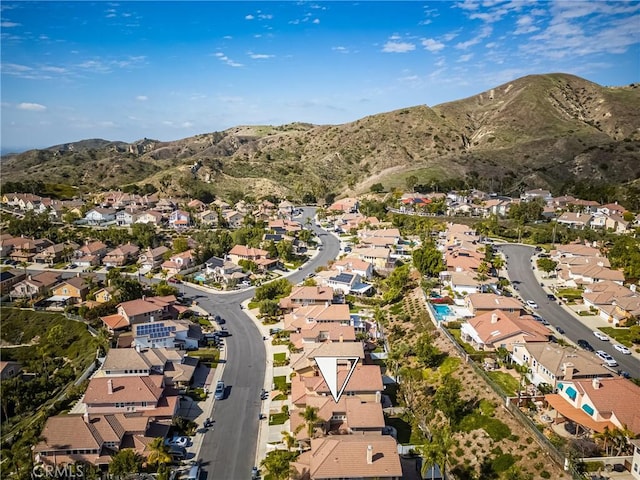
[2,73,639,205]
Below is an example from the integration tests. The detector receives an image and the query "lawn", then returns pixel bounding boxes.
[269,412,288,425]
[445,326,482,355]
[600,327,634,347]
[273,375,290,393]
[186,348,220,367]
[273,352,287,362]
[486,371,520,397]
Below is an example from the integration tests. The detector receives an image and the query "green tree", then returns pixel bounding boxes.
[260,450,298,480]
[172,237,189,254]
[281,430,296,452]
[259,299,280,317]
[414,333,442,368]
[370,183,384,193]
[412,243,445,278]
[536,258,558,276]
[131,223,157,248]
[406,175,418,192]
[296,405,322,439]
[276,240,294,262]
[147,437,172,467]
[434,375,464,426]
[108,449,143,475]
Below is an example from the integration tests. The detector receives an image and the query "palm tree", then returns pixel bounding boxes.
[295,406,321,440]
[281,430,296,452]
[594,426,614,456]
[146,437,172,467]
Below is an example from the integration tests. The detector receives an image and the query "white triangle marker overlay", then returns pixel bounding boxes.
[315,356,360,403]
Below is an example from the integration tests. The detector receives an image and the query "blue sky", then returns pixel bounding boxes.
[1,1,639,152]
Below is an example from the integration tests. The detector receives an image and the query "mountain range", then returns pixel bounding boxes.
[2,73,639,201]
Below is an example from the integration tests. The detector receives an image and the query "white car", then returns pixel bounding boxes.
[593,331,609,341]
[595,350,618,367]
[526,300,538,309]
[164,436,189,448]
[613,344,631,355]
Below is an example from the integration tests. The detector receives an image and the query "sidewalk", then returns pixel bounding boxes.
[526,253,640,362]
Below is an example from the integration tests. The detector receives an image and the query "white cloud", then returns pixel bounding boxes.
[0,21,20,27]
[181,121,194,128]
[422,38,445,52]
[455,25,492,49]
[382,41,416,53]
[458,53,474,62]
[136,95,148,101]
[41,66,67,74]
[18,102,47,111]
[332,46,349,54]
[456,0,480,10]
[313,18,320,24]
[214,51,244,67]
[248,53,274,59]
[245,14,254,20]
[513,15,539,35]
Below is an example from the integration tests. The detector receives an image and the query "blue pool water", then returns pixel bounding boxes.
[193,274,206,282]
[432,304,454,322]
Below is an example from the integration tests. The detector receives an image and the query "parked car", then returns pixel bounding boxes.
[546,294,556,301]
[214,381,225,400]
[613,344,631,355]
[595,350,618,367]
[577,339,595,352]
[593,331,609,341]
[526,300,538,309]
[555,326,565,335]
[164,436,189,448]
[251,467,260,480]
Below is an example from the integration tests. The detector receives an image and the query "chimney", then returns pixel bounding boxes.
[339,333,344,343]
[366,445,373,465]
[630,284,637,293]
[375,391,381,404]
[491,313,498,324]
[107,379,114,394]
[592,378,601,390]
[83,412,90,423]
[563,363,574,380]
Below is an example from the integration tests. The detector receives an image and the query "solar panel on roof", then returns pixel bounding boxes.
[332,273,353,283]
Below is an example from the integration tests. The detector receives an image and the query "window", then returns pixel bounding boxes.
[581,404,594,416]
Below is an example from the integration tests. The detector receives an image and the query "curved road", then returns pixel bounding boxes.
[192,207,341,478]
[497,243,639,377]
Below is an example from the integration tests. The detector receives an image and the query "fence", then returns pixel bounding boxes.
[438,323,589,479]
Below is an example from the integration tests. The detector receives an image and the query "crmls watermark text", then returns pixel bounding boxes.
[32,463,85,479]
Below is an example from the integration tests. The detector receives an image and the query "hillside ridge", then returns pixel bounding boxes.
[2,73,639,200]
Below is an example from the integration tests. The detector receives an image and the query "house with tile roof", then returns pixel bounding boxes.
[460,309,551,352]
[102,243,140,267]
[327,197,358,213]
[138,246,170,270]
[511,343,613,388]
[33,242,78,265]
[1,268,26,296]
[279,286,336,311]
[82,375,178,418]
[100,295,182,331]
[290,323,357,350]
[74,240,108,267]
[84,208,117,225]
[545,377,640,436]
[34,413,162,468]
[351,247,393,271]
[132,319,201,350]
[284,304,351,331]
[333,257,374,280]
[161,249,195,276]
[51,276,90,304]
[465,293,524,315]
[291,435,402,480]
[9,271,61,300]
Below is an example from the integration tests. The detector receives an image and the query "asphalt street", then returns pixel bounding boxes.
[187,206,341,479]
[498,243,639,377]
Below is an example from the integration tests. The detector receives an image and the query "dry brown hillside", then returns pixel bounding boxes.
[2,73,639,200]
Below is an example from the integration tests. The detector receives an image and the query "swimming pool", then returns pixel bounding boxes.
[193,274,206,282]
[432,303,454,322]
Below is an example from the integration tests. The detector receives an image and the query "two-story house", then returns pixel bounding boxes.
[279,286,335,311]
[51,276,90,304]
[74,241,108,267]
[161,250,195,276]
[84,208,117,225]
[168,209,190,229]
[102,243,140,267]
[10,271,61,300]
[138,245,170,271]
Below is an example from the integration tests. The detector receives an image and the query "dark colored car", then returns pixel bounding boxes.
[546,294,556,301]
[555,326,565,335]
[577,339,595,352]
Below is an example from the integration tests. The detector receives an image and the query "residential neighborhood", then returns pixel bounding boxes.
[0,189,639,480]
